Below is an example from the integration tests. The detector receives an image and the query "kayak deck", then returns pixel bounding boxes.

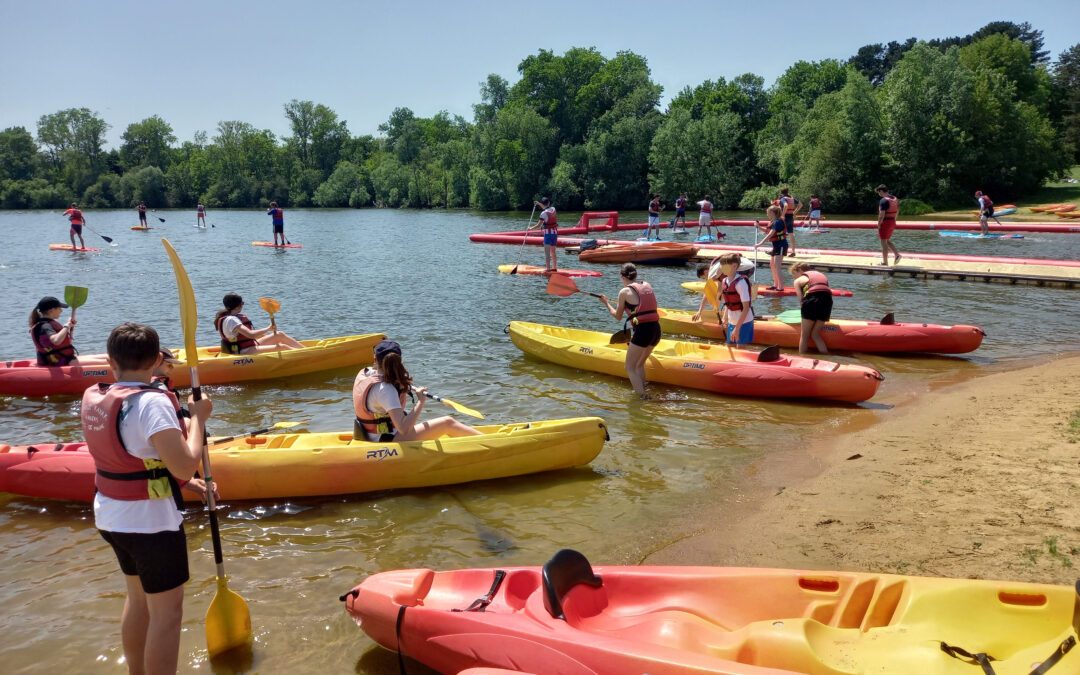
[497,264,601,277]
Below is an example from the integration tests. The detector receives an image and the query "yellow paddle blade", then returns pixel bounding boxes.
[205,576,252,658]
[704,278,720,311]
[258,296,281,315]
[271,420,306,429]
[162,239,199,367]
[439,397,484,419]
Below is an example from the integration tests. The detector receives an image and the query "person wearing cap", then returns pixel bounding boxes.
[528,197,558,272]
[28,296,107,367]
[213,293,304,355]
[693,253,755,347]
[63,202,88,250]
[352,340,482,442]
[151,348,184,393]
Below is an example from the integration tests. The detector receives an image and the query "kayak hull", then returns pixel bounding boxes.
[658,309,985,354]
[580,242,696,265]
[0,333,385,397]
[682,281,854,298]
[508,321,882,402]
[344,551,1079,675]
[0,418,608,502]
[497,265,601,278]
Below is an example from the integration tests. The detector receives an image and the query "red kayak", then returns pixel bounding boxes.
[343,549,1079,675]
[758,286,853,298]
[497,264,601,278]
[252,241,302,249]
[580,242,696,265]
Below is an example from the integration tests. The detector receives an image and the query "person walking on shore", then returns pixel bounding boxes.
[975,190,1002,235]
[63,202,87,250]
[876,185,902,266]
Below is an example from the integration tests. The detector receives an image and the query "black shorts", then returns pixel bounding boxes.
[100,526,189,594]
[982,207,994,217]
[676,208,685,217]
[273,223,284,233]
[70,223,83,235]
[630,321,662,348]
[801,291,833,322]
[139,213,147,223]
[769,240,789,257]
[784,214,795,233]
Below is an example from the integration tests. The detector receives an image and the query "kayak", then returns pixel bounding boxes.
[252,241,302,248]
[1043,204,1077,213]
[681,281,854,298]
[580,242,696,265]
[658,308,986,354]
[1055,211,1080,219]
[508,321,882,402]
[1030,203,1068,212]
[0,418,608,502]
[48,244,100,252]
[497,264,601,278]
[343,548,1080,675]
[939,231,1024,239]
[0,333,385,397]
[130,226,153,231]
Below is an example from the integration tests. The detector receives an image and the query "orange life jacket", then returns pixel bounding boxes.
[803,270,830,295]
[721,275,752,312]
[627,282,658,324]
[215,312,258,354]
[882,195,899,218]
[31,318,76,366]
[353,370,408,441]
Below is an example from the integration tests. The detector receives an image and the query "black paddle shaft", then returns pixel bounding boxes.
[191,380,225,567]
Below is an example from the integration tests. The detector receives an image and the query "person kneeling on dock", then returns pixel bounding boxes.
[353,340,482,442]
[214,293,304,355]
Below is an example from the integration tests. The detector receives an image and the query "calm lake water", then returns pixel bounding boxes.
[0,208,1077,673]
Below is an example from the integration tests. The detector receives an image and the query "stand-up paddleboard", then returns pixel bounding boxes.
[636,237,663,243]
[498,264,601,278]
[695,233,723,243]
[131,226,153,231]
[671,227,688,236]
[795,227,830,234]
[49,244,100,252]
[252,241,302,249]
[939,231,1024,240]
[194,224,208,229]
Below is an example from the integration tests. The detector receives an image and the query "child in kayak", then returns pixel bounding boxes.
[598,263,661,398]
[791,262,832,354]
[753,205,787,291]
[28,295,108,367]
[213,293,304,355]
[84,322,215,675]
[352,340,482,441]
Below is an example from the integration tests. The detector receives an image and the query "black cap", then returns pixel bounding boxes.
[223,293,244,310]
[159,348,182,364]
[540,197,550,205]
[374,339,402,361]
[36,296,68,312]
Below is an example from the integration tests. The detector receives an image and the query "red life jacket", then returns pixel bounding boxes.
[700,201,712,214]
[882,195,899,218]
[781,196,796,214]
[81,383,188,510]
[767,219,787,242]
[675,197,686,209]
[803,270,830,294]
[540,207,557,231]
[138,204,146,214]
[980,194,993,208]
[810,197,822,211]
[648,199,660,215]
[31,318,76,366]
[721,275,752,312]
[215,312,258,354]
[66,208,84,225]
[353,370,408,440]
[627,282,658,324]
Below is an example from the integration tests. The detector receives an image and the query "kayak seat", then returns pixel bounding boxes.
[542,549,602,620]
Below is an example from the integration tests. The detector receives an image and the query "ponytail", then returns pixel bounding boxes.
[28,309,42,330]
[620,262,638,281]
[377,352,413,396]
[214,307,230,327]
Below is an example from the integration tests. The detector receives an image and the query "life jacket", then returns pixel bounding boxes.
[648,199,660,215]
[626,282,658,324]
[197,204,205,214]
[721,275,753,312]
[540,207,557,231]
[675,197,686,209]
[802,270,831,295]
[31,318,77,366]
[215,312,258,354]
[81,383,188,510]
[138,204,146,214]
[979,194,993,208]
[268,207,284,224]
[882,195,899,218]
[353,370,408,441]
[66,208,84,225]
[810,197,822,211]
[700,201,712,214]
[767,219,787,241]
[781,196,796,214]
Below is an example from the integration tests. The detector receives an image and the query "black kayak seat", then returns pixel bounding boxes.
[542,549,603,620]
[757,345,782,362]
[880,312,896,325]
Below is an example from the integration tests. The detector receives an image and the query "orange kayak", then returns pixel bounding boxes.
[1031,203,1070,212]
[344,548,1079,675]
[580,242,696,265]
[658,309,986,354]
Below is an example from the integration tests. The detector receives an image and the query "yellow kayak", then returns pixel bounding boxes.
[0,418,609,501]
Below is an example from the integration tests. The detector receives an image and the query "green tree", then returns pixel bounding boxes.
[36,108,110,194]
[648,108,746,207]
[284,100,349,177]
[959,34,1052,110]
[119,115,176,170]
[118,165,167,206]
[0,126,38,181]
[1051,44,1080,162]
[313,160,370,207]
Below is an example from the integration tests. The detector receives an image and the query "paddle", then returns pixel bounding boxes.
[510,202,540,273]
[775,309,803,325]
[209,420,309,447]
[84,224,118,246]
[414,390,484,419]
[162,238,252,658]
[258,297,283,357]
[149,209,166,223]
[63,285,88,337]
[546,274,633,345]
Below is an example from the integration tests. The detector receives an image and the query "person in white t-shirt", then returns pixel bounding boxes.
[352,340,482,442]
[213,292,304,354]
[82,322,215,675]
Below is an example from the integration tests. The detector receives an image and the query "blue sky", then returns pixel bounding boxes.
[1,0,1077,147]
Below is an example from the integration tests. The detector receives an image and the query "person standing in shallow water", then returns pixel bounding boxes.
[875,185,902,266]
[598,263,661,399]
[791,262,833,354]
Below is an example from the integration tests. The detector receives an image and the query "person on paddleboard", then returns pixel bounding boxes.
[196,202,207,228]
[696,195,714,240]
[791,262,833,354]
[876,185,902,265]
[267,201,286,245]
[807,195,823,230]
[214,293,304,354]
[63,202,87,250]
[673,193,688,230]
[645,194,663,240]
[28,296,107,367]
[754,205,787,291]
[352,340,482,442]
[975,190,1002,235]
[598,263,661,399]
[137,202,148,228]
[83,322,216,675]
[778,188,801,256]
[530,197,558,272]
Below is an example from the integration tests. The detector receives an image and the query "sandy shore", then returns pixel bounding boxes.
[645,356,1080,584]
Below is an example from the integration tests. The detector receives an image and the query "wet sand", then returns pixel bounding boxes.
[645,355,1080,584]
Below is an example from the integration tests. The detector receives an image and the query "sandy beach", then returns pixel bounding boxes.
[646,356,1080,585]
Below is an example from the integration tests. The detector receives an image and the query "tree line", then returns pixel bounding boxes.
[1,21,1077,214]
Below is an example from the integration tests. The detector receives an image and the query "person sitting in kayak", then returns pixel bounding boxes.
[753,205,787,291]
[213,293,304,355]
[598,263,661,399]
[29,296,108,367]
[352,340,482,442]
[791,262,832,354]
